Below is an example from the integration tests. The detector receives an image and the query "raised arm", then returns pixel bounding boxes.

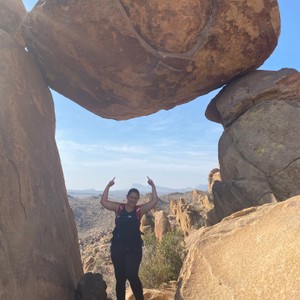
[140,176,158,215]
[100,177,119,212]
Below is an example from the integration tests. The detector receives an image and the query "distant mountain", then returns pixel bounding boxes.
[68,184,207,200]
[68,189,102,199]
[195,184,208,191]
[131,183,208,194]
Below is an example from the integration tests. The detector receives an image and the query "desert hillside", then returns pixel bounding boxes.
[68,189,208,299]
[68,191,196,237]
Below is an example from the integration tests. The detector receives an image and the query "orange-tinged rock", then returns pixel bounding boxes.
[0,0,26,45]
[0,30,82,300]
[22,0,280,120]
[154,210,171,242]
[177,196,300,299]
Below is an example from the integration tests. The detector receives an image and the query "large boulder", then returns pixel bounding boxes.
[206,68,300,127]
[0,30,82,299]
[205,68,300,222]
[22,0,280,120]
[176,196,300,299]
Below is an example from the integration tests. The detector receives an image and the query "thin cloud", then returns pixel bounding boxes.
[57,139,148,155]
[147,118,176,132]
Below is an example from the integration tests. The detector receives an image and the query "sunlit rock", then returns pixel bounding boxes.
[0,30,82,300]
[127,288,175,300]
[154,210,171,241]
[170,198,206,236]
[0,0,26,45]
[177,196,300,299]
[22,0,280,120]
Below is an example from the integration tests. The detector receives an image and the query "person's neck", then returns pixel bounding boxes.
[125,203,135,212]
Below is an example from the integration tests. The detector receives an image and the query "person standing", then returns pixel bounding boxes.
[100,176,158,300]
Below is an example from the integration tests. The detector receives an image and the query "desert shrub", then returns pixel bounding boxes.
[139,230,185,288]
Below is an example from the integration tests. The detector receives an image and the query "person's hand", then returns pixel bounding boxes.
[107,177,115,188]
[147,176,155,187]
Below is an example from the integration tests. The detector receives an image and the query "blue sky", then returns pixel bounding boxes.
[23,1,300,190]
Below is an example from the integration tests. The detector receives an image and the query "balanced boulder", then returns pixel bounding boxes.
[22,0,280,120]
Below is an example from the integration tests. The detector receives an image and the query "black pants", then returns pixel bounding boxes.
[111,240,144,300]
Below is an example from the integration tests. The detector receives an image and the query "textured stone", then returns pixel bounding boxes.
[0,0,26,45]
[75,273,107,300]
[170,198,205,236]
[177,196,300,299]
[192,189,213,213]
[205,69,300,223]
[154,210,171,242]
[22,0,280,120]
[127,288,174,300]
[0,30,82,300]
[207,168,221,194]
[210,179,277,223]
[140,213,155,235]
[205,68,300,127]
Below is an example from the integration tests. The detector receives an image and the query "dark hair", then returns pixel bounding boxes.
[127,188,140,198]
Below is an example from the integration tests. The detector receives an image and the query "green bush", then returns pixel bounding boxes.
[139,230,185,288]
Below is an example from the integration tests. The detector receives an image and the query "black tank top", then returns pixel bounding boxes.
[112,205,142,247]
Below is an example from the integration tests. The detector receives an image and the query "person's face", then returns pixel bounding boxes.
[127,192,139,207]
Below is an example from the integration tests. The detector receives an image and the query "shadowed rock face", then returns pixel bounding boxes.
[75,273,107,300]
[205,68,300,223]
[22,0,280,120]
[0,30,83,300]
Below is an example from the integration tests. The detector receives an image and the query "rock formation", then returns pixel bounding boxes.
[140,213,155,235]
[2,0,296,298]
[176,196,300,299]
[170,197,207,236]
[207,168,221,195]
[22,0,280,120]
[0,0,26,45]
[78,232,115,299]
[75,272,107,300]
[154,210,171,242]
[191,189,213,213]
[205,68,300,223]
[0,3,83,299]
